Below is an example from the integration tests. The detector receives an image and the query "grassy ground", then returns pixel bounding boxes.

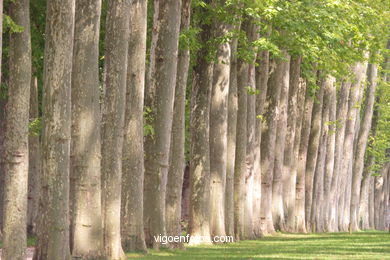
[127,231,390,259]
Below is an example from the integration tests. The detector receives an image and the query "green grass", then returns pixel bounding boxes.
[127,231,390,259]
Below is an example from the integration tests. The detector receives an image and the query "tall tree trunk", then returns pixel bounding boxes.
[2,0,31,258]
[209,9,230,239]
[225,23,240,238]
[305,73,324,232]
[323,78,336,232]
[253,50,269,237]
[338,62,367,231]
[101,0,131,258]
[328,81,351,232]
[272,53,290,231]
[283,56,301,231]
[166,0,191,248]
[260,55,286,235]
[27,77,40,235]
[188,1,213,245]
[70,0,103,257]
[143,0,181,248]
[34,0,75,258]
[0,0,5,237]
[350,63,378,231]
[294,80,313,233]
[234,42,248,241]
[121,0,148,252]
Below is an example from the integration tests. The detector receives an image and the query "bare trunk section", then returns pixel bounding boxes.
[338,62,367,231]
[209,13,230,239]
[121,0,148,252]
[260,55,286,235]
[323,79,336,232]
[225,23,240,238]
[272,53,290,231]
[166,0,191,248]
[143,0,181,248]
[0,0,4,237]
[2,0,31,258]
[27,77,40,235]
[305,74,324,232]
[350,63,378,231]
[283,56,301,231]
[188,1,213,245]
[70,0,103,257]
[253,50,269,237]
[101,0,131,258]
[328,81,351,232]
[34,0,75,258]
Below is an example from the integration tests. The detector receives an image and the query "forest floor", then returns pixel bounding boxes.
[128,231,390,259]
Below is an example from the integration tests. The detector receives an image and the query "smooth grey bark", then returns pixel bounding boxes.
[33,0,75,258]
[27,77,40,235]
[121,0,148,252]
[282,57,301,231]
[253,50,269,237]
[305,73,324,232]
[272,53,290,231]
[166,0,191,248]
[225,23,240,238]
[101,0,131,258]
[2,0,31,258]
[234,44,248,241]
[328,81,351,232]
[0,0,4,237]
[260,55,286,235]
[209,11,230,239]
[188,1,213,245]
[70,0,103,257]
[338,62,367,231]
[143,0,181,248]
[323,78,336,232]
[350,63,378,231]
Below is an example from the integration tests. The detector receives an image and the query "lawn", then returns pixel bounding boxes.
[128,231,390,259]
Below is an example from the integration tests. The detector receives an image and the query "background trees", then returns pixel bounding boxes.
[0,0,389,259]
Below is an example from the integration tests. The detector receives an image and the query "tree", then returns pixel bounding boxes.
[209,2,230,239]
[0,0,4,237]
[2,0,31,258]
[34,0,75,258]
[143,0,182,248]
[70,0,103,257]
[189,0,213,245]
[101,0,131,258]
[166,0,191,248]
[350,62,378,231]
[121,0,148,252]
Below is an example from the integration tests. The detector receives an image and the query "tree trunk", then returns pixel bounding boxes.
[70,0,103,257]
[271,53,290,231]
[2,0,31,258]
[234,44,248,241]
[328,81,351,232]
[27,77,40,235]
[121,0,148,252]
[283,56,301,232]
[209,10,230,239]
[305,73,324,232]
[33,0,74,258]
[165,0,191,248]
[188,2,213,245]
[260,55,286,235]
[143,0,181,248]
[253,50,269,237]
[294,80,313,233]
[0,0,5,237]
[101,0,131,258]
[338,62,367,231]
[225,23,240,238]
[350,63,378,231]
[323,78,336,232]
